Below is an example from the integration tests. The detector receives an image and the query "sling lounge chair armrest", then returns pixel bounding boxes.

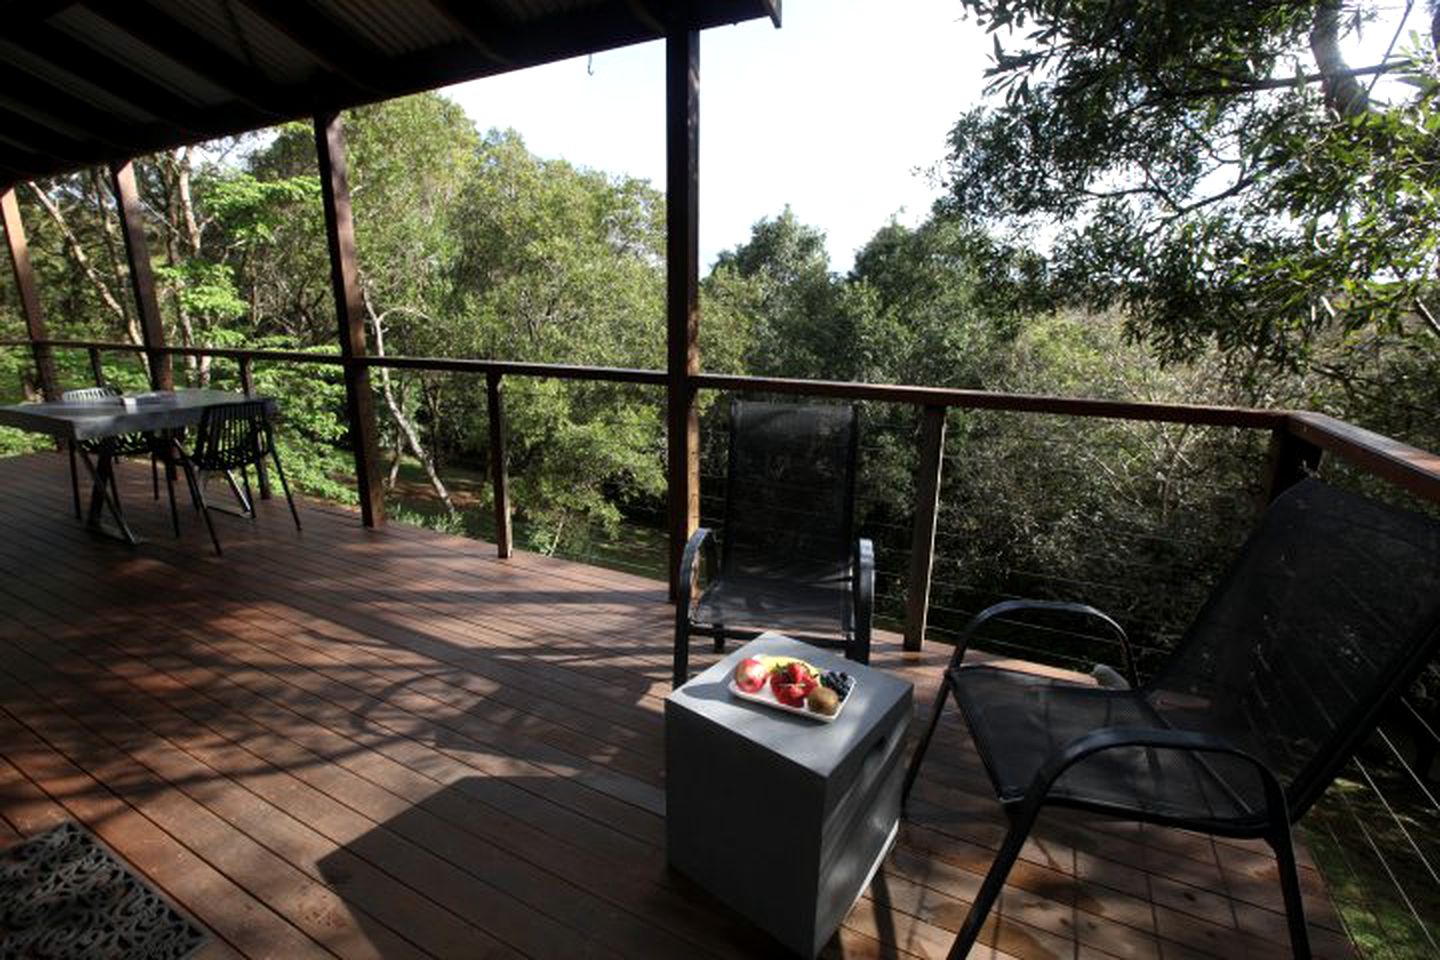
[947,599,1137,685]
[1021,726,1288,831]
[853,537,875,663]
[677,526,716,613]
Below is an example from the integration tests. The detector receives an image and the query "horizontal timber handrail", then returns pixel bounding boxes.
[692,372,1287,429]
[1,339,669,385]
[6,337,1285,427]
[1287,411,1440,506]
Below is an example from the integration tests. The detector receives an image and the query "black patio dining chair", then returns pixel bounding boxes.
[174,400,301,556]
[672,400,874,687]
[901,478,1440,960]
[61,385,172,523]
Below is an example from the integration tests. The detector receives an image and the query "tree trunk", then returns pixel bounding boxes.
[172,147,210,386]
[1310,1,1369,116]
[27,181,142,349]
[160,151,199,385]
[362,289,456,514]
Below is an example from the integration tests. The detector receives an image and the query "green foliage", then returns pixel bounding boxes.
[711,208,841,379]
[153,261,247,321]
[943,0,1440,376]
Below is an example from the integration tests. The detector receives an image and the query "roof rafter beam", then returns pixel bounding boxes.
[16,22,255,139]
[0,62,145,155]
[95,0,292,117]
[235,0,390,99]
[0,105,94,165]
[429,0,672,70]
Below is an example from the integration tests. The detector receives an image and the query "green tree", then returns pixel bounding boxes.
[942,0,1440,376]
[711,208,843,379]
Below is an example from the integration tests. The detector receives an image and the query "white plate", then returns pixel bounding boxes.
[727,676,853,723]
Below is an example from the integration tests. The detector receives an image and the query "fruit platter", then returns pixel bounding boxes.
[728,654,856,723]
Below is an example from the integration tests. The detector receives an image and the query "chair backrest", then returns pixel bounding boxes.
[61,386,119,402]
[1144,479,1440,817]
[191,401,272,472]
[720,400,859,579]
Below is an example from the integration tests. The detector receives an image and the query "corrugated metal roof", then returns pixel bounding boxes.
[0,37,160,123]
[145,0,320,85]
[312,0,458,56]
[48,5,232,107]
[0,0,781,183]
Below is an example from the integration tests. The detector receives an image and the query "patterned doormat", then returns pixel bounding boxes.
[0,821,207,959]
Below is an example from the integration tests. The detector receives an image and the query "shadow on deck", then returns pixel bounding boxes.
[0,452,1353,959]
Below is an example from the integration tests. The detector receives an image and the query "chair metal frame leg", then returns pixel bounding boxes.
[673,606,692,687]
[1269,807,1313,958]
[901,669,956,809]
[947,803,1039,959]
[181,460,222,556]
[67,441,81,519]
[267,441,302,532]
[165,460,181,537]
[241,465,255,517]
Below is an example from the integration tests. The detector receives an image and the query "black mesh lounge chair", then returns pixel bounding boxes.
[902,479,1440,959]
[672,400,874,686]
[175,400,300,556]
[61,386,170,523]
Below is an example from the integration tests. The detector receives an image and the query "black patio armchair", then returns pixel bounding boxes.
[902,479,1440,960]
[672,400,874,687]
[174,400,301,556]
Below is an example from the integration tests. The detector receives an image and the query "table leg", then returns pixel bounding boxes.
[78,446,143,545]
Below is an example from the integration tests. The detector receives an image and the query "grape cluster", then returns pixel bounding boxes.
[821,670,854,699]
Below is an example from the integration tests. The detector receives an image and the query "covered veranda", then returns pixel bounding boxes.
[1,3,1438,958]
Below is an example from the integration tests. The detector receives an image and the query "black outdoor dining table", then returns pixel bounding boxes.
[0,388,277,545]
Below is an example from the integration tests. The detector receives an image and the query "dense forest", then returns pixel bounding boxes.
[1,3,1439,950]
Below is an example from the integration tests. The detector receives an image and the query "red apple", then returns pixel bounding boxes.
[733,657,769,694]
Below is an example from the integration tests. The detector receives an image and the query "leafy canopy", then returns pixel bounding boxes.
[944,0,1440,370]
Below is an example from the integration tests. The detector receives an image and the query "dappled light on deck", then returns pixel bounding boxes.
[0,452,1358,959]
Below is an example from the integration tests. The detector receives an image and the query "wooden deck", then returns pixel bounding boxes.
[0,451,1355,959]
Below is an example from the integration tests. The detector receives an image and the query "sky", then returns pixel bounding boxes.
[444,1,992,275]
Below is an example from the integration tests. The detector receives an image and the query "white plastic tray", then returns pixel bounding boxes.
[727,677,853,723]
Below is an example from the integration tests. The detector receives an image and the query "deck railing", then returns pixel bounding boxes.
[5,336,1440,636]
[5,334,1440,956]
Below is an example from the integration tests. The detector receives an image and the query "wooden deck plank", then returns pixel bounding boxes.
[0,452,1359,959]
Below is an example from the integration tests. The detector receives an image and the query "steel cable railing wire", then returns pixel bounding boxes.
[1312,801,1402,953]
[1330,776,1439,955]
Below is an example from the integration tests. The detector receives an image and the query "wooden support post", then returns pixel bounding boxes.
[1,187,59,400]
[239,355,272,500]
[1263,424,1323,504]
[88,347,104,387]
[666,27,701,599]
[904,405,948,652]
[486,371,513,559]
[108,160,172,391]
[314,110,385,528]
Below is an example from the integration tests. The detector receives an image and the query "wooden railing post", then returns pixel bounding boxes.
[1,188,59,401]
[1263,423,1323,504]
[314,110,385,528]
[88,347,104,387]
[665,26,702,599]
[109,159,173,392]
[486,371,513,559]
[905,405,948,651]
[239,355,272,499]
